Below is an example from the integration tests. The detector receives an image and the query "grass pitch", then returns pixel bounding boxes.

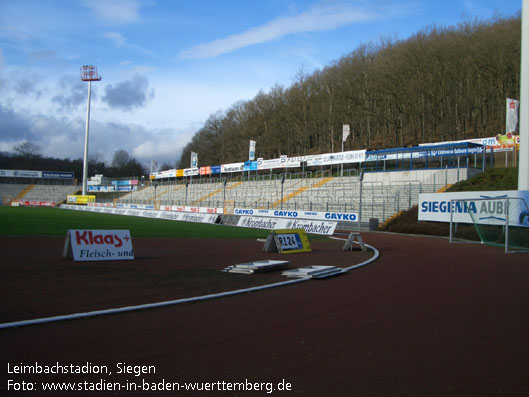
[0,206,270,239]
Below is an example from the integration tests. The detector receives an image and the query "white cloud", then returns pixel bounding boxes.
[0,25,33,42]
[179,1,382,59]
[103,32,126,47]
[79,0,147,24]
[132,133,191,165]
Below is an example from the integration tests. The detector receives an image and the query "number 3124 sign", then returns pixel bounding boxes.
[264,229,311,254]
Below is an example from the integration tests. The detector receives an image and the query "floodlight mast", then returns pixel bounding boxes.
[80,65,101,196]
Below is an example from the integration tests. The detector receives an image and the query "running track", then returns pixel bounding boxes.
[1,232,528,396]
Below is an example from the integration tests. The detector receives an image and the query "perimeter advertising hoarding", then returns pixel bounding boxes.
[115,186,134,192]
[255,156,301,170]
[87,202,114,208]
[158,212,219,224]
[234,208,358,222]
[115,204,214,214]
[42,171,74,179]
[61,205,220,224]
[152,169,176,179]
[366,146,483,162]
[306,150,366,166]
[200,166,211,175]
[243,161,258,171]
[111,179,139,186]
[1,170,74,179]
[419,135,520,152]
[89,185,134,192]
[221,162,245,173]
[148,134,520,181]
[88,186,114,192]
[184,167,199,177]
[14,200,56,207]
[418,190,529,227]
[236,216,337,235]
[257,158,284,170]
[115,203,155,210]
[160,205,222,214]
[0,170,41,178]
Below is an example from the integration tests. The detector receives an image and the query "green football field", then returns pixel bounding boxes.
[0,206,271,239]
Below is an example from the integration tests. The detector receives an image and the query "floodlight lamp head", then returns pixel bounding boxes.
[80,65,102,81]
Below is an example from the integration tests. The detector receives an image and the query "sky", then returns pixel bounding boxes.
[0,0,522,171]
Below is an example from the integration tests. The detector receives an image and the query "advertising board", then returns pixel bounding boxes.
[160,205,222,214]
[67,195,96,204]
[236,216,337,235]
[221,162,244,173]
[63,229,134,261]
[418,190,529,227]
[234,208,357,222]
[61,205,220,224]
[0,170,73,179]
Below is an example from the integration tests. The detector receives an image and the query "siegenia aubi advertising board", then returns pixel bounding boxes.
[418,190,529,227]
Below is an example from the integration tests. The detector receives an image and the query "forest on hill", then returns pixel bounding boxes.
[178,15,521,169]
[0,142,146,179]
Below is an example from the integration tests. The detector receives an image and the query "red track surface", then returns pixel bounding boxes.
[1,232,529,396]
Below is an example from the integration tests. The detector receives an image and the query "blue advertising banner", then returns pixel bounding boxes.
[243,161,258,171]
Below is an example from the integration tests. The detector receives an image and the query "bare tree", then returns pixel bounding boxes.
[111,149,130,169]
[14,141,41,158]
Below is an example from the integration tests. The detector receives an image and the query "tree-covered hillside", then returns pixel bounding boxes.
[179,16,521,168]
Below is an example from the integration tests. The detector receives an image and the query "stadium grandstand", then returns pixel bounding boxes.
[1,135,518,229]
[113,138,514,229]
[0,170,78,207]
